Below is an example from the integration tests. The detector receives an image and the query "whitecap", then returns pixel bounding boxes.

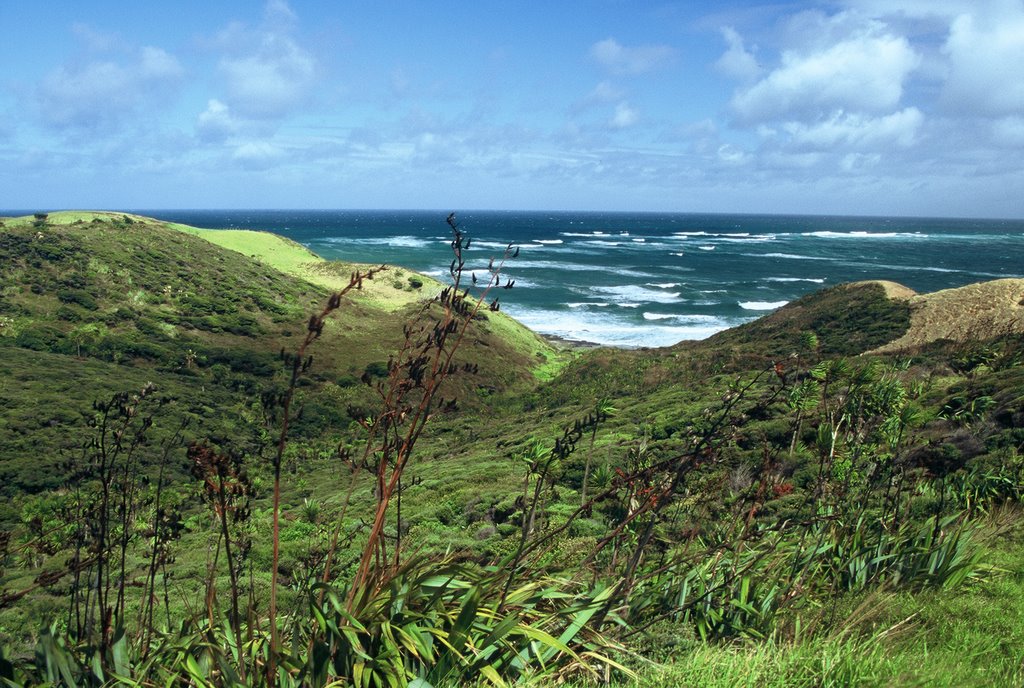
[504,306,742,347]
[508,260,594,272]
[698,245,715,251]
[739,300,789,310]
[758,252,835,261]
[764,277,826,283]
[717,235,775,243]
[670,252,685,257]
[804,231,926,239]
[534,239,564,244]
[643,312,721,322]
[329,235,434,249]
[592,285,683,304]
[647,282,681,289]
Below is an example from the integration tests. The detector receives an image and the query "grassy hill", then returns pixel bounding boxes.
[1,212,1023,686]
[0,211,561,518]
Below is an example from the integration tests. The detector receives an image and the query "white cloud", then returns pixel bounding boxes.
[587,81,625,104]
[610,102,639,128]
[264,0,297,25]
[782,108,923,149]
[212,1,318,119]
[220,37,316,118]
[590,38,675,75]
[941,6,1024,115]
[232,141,285,169]
[715,27,760,81]
[196,99,238,142]
[731,31,920,122]
[716,143,750,165]
[35,46,183,130]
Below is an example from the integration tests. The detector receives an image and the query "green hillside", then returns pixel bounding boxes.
[0,211,560,517]
[1,212,1022,687]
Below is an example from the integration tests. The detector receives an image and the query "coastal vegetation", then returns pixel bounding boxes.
[1,211,1023,686]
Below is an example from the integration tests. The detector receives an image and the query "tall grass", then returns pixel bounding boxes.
[1,214,1016,686]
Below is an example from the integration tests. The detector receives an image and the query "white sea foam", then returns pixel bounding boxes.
[717,235,775,243]
[328,235,433,249]
[643,312,721,322]
[567,302,611,308]
[764,277,826,283]
[670,252,685,257]
[592,285,683,304]
[758,252,835,261]
[698,245,715,251]
[505,260,593,272]
[505,306,740,347]
[647,282,682,289]
[804,231,925,239]
[587,240,624,247]
[535,239,564,244]
[739,300,789,310]
[472,240,512,250]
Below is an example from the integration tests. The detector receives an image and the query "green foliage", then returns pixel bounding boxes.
[3,212,1024,686]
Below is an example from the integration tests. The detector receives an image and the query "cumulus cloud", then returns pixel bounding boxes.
[782,108,923,149]
[589,38,675,75]
[232,140,285,169]
[941,6,1024,115]
[212,1,318,119]
[609,102,639,128]
[196,99,239,142]
[219,37,316,118]
[35,46,183,130]
[731,30,920,122]
[716,143,750,166]
[714,27,760,81]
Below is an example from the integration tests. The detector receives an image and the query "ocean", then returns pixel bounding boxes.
[143,210,1024,348]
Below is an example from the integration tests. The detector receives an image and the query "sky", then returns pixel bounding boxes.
[1,0,1022,217]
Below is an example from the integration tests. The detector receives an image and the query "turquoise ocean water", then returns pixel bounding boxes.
[144,210,1024,348]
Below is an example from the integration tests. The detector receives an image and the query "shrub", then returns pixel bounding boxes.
[56,288,98,310]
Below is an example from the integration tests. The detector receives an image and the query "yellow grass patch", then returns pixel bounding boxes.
[872,278,1024,353]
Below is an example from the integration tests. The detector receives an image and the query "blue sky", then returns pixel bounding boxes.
[1,0,1022,217]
